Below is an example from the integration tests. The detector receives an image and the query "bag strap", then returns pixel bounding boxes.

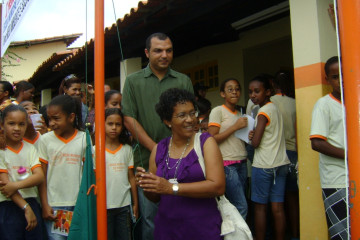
[194,132,206,177]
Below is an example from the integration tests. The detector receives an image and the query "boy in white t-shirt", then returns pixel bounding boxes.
[310,56,348,240]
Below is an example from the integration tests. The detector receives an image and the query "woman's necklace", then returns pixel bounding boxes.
[166,136,190,184]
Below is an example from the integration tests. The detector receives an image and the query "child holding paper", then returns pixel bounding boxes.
[208,78,248,218]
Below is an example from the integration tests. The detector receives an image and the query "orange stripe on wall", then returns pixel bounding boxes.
[294,62,328,89]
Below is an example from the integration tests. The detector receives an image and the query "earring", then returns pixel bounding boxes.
[168,125,171,128]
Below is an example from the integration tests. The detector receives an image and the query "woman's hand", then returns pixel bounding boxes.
[138,172,172,195]
[135,167,146,187]
[0,181,19,198]
[24,205,38,231]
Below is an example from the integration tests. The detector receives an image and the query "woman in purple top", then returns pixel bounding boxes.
[136,88,225,240]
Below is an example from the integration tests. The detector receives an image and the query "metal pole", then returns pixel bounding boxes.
[337,0,360,238]
[94,0,107,238]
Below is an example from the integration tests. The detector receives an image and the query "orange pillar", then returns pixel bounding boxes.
[337,0,360,238]
[94,0,107,238]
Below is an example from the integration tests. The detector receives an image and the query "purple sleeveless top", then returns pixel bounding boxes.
[154,132,222,240]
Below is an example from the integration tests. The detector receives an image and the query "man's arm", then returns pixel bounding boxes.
[124,116,156,152]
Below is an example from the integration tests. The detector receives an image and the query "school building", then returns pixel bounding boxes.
[27,0,354,239]
[2,33,81,84]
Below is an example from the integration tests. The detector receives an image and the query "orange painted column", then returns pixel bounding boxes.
[337,1,360,238]
[94,0,107,238]
[289,1,339,239]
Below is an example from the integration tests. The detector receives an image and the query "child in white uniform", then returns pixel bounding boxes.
[97,108,138,240]
[208,78,248,218]
[38,95,86,240]
[0,104,45,239]
[310,56,348,239]
[248,75,289,240]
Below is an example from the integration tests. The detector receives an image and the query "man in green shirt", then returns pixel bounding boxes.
[122,32,193,240]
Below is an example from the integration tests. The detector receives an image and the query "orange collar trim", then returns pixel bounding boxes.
[222,104,237,115]
[55,129,78,144]
[106,144,123,154]
[329,93,342,104]
[7,142,24,154]
[23,132,40,144]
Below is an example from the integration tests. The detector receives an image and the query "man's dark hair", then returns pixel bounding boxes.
[324,56,339,76]
[145,32,170,50]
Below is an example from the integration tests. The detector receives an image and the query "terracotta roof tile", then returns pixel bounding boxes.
[10,33,82,47]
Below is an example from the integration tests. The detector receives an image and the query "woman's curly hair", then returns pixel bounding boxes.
[155,88,197,122]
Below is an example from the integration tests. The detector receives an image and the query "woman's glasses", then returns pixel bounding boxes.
[173,111,198,120]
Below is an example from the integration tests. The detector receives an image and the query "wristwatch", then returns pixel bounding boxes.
[172,183,179,195]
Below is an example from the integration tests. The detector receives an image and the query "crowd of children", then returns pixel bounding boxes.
[0,55,347,240]
[0,78,136,240]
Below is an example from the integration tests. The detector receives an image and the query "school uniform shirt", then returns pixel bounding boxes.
[38,130,86,207]
[270,94,297,151]
[94,144,134,209]
[209,105,247,161]
[253,102,289,168]
[310,94,346,188]
[23,132,41,150]
[0,142,41,202]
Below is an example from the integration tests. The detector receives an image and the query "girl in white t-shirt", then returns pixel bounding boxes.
[248,75,289,240]
[208,78,248,219]
[38,95,86,240]
[0,104,45,239]
[102,108,138,240]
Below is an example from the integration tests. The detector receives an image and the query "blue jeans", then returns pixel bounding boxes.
[251,165,289,204]
[224,162,248,219]
[45,206,74,240]
[107,206,132,240]
[137,187,158,240]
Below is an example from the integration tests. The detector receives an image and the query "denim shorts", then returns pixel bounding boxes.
[251,165,289,204]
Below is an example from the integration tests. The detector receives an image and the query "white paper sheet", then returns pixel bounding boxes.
[234,114,255,144]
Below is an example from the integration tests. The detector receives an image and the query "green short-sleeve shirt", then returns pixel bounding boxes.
[122,65,194,169]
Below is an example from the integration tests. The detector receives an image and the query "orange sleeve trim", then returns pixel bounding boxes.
[0,169,8,173]
[258,112,270,126]
[208,122,221,128]
[31,164,41,172]
[310,135,327,141]
[128,166,134,169]
[39,158,48,164]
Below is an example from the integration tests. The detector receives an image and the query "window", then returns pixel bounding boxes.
[183,61,219,90]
